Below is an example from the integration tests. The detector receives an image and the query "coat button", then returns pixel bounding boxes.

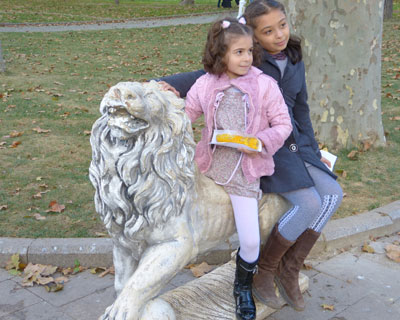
[289,144,298,152]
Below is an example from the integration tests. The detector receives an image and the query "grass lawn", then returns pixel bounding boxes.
[0,2,399,237]
[0,0,225,24]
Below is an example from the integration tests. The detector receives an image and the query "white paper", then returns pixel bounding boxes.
[210,130,262,152]
[320,149,337,171]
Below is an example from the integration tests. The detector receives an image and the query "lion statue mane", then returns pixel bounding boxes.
[89,81,287,320]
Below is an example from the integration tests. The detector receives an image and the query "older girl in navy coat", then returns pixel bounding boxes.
[159,0,343,312]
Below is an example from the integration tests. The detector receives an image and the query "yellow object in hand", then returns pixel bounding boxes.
[216,134,260,150]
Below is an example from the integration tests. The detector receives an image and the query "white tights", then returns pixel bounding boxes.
[229,194,260,263]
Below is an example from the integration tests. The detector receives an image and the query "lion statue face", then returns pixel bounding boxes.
[102,82,172,141]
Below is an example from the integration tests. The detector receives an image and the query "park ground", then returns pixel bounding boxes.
[0,0,399,238]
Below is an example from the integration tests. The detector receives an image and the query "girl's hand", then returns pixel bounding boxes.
[238,148,259,156]
[321,156,332,169]
[158,81,180,98]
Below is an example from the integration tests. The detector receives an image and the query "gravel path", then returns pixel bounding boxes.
[0,11,237,33]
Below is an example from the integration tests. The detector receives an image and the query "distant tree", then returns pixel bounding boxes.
[180,0,195,5]
[384,0,393,20]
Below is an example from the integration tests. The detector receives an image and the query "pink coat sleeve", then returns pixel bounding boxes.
[256,81,292,156]
[185,79,204,123]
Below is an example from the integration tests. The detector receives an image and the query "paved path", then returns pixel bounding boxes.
[1,232,400,320]
[0,11,237,33]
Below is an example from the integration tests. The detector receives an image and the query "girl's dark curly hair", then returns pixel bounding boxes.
[244,0,302,64]
[202,17,261,76]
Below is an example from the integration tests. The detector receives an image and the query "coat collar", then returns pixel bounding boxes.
[262,50,297,84]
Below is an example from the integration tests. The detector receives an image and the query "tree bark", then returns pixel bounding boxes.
[282,0,386,148]
[180,0,195,5]
[384,0,393,20]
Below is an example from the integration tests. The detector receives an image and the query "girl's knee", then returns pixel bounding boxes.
[241,238,260,255]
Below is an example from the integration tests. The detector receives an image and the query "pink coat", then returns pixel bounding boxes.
[185,66,292,183]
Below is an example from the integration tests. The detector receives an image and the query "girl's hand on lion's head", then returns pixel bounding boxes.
[158,81,181,98]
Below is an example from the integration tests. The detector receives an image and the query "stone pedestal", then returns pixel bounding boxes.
[141,260,309,320]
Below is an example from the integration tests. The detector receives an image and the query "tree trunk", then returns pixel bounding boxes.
[384,0,393,20]
[115,0,119,5]
[282,0,386,149]
[180,0,195,5]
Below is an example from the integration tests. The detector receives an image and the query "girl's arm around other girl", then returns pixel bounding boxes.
[183,75,207,123]
[256,77,292,156]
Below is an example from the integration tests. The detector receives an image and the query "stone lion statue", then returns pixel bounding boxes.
[89,81,288,320]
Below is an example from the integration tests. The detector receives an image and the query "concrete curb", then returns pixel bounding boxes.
[1,200,399,268]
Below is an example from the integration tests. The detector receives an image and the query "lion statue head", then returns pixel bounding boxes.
[89,81,196,248]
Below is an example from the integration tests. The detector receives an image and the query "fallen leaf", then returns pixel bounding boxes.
[10,141,21,148]
[6,253,20,271]
[362,140,372,152]
[385,244,400,263]
[389,116,400,121]
[321,304,334,311]
[99,266,115,277]
[90,267,105,274]
[0,205,8,210]
[33,213,46,221]
[303,263,313,270]
[32,127,51,134]
[95,232,108,237]
[37,276,55,285]
[362,243,375,254]
[44,283,64,292]
[46,201,65,213]
[335,169,347,178]
[9,131,23,138]
[32,192,42,199]
[61,267,74,276]
[189,262,214,278]
[347,150,358,160]
[54,276,69,284]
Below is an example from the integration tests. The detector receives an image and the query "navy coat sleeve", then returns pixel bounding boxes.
[158,70,206,98]
[292,63,321,158]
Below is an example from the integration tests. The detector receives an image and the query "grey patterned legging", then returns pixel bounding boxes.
[277,164,343,241]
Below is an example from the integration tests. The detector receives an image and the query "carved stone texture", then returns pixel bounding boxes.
[282,0,386,148]
[141,260,308,320]
[90,81,289,320]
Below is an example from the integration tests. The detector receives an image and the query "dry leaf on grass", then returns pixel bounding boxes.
[347,150,358,160]
[9,131,24,138]
[0,205,8,210]
[32,127,51,134]
[10,141,21,148]
[32,192,42,199]
[33,213,46,221]
[46,200,65,213]
[385,244,400,263]
[189,262,214,278]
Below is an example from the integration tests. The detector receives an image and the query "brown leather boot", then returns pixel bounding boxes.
[275,228,320,311]
[252,224,295,309]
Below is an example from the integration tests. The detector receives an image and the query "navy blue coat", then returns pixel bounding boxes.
[159,51,337,193]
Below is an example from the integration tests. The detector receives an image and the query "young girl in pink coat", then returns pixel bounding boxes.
[185,17,292,320]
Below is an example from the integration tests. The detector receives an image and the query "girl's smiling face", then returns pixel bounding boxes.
[253,9,290,55]
[224,34,254,79]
